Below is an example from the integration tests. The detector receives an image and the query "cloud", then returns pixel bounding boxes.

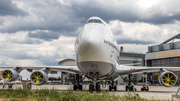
[0,0,28,16]
[0,0,82,35]
[70,0,180,24]
[1,0,180,36]
[28,30,60,41]
[0,32,75,66]
[0,0,180,68]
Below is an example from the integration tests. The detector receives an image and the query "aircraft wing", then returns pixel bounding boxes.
[0,66,81,74]
[117,65,180,75]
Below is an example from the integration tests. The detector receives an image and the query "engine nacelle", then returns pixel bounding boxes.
[30,70,48,85]
[159,71,177,87]
[1,69,19,82]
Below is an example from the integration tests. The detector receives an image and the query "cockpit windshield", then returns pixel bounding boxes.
[87,19,102,24]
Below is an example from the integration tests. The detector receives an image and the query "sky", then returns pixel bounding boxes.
[1,0,180,79]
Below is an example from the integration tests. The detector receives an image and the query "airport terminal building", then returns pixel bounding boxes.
[146,33,180,85]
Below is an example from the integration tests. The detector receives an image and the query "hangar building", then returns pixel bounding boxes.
[146,33,180,85]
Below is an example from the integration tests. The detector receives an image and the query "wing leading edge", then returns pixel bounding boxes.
[0,66,81,74]
[117,65,180,75]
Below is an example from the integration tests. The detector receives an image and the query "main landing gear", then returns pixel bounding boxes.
[73,74,83,90]
[89,82,101,92]
[122,74,136,91]
[108,81,117,91]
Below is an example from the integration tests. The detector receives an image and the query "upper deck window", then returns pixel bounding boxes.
[87,19,102,24]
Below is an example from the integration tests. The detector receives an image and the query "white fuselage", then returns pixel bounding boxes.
[75,17,120,80]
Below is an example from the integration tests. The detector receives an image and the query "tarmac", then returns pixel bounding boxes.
[1,84,180,100]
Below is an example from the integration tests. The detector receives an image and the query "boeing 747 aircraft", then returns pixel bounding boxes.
[0,17,179,92]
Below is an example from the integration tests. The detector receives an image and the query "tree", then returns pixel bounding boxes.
[48,77,57,81]
[124,76,128,82]
[132,77,137,82]
[57,76,61,80]
[139,77,143,82]
[48,77,61,81]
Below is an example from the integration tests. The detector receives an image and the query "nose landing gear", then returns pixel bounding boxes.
[89,82,101,92]
[88,72,102,92]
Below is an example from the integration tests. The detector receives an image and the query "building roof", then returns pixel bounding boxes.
[161,33,180,44]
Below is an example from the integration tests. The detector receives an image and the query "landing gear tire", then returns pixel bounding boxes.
[114,85,117,91]
[109,85,117,91]
[73,85,77,90]
[125,86,128,91]
[109,86,112,91]
[89,84,94,92]
[131,86,134,91]
[96,84,101,92]
[73,85,82,90]
[125,86,136,91]
[79,85,82,90]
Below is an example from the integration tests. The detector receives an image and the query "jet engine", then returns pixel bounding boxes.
[30,71,48,85]
[159,71,177,87]
[1,69,20,82]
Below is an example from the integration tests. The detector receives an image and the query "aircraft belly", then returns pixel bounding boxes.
[77,44,111,63]
[77,61,115,79]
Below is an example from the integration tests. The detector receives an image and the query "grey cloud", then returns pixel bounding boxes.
[71,4,137,24]
[0,0,81,36]
[70,0,180,24]
[0,0,28,16]
[3,51,59,66]
[1,0,180,41]
[10,38,43,44]
[0,19,4,25]
[28,31,60,41]
[140,12,180,24]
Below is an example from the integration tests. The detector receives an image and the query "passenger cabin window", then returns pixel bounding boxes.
[87,19,102,24]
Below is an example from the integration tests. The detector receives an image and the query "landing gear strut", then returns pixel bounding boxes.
[122,74,136,91]
[88,72,101,92]
[73,74,82,90]
[108,81,117,91]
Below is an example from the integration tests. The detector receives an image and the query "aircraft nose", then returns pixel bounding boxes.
[80,32,101,54]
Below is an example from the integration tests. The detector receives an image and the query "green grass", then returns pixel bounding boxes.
[0,88,164,101]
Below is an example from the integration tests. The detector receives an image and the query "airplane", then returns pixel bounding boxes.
[0,75,22,89]
[0,16,179,92]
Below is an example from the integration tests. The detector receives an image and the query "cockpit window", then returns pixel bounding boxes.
[87,19,102,24]
[94,19,99,23]
[87,19,93,23]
